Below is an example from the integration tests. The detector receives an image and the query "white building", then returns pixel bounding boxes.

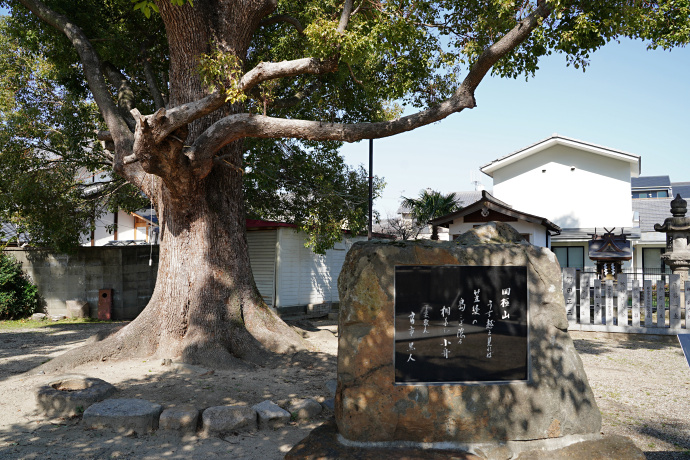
[481,135,640,230]
[475,135,685,277]
[245,220,366,312]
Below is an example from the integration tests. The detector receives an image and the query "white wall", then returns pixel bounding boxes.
[86,210,144,246]
[491,144,634,229]
[275,228,362,307]
[448,219,548,247]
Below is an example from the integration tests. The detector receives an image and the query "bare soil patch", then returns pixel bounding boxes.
[0,319,337,459]
[0,322,688,459]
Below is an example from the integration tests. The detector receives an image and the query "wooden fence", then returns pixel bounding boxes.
[562,268,690,335]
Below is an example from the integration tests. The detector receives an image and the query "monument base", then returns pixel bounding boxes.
[285,419,645,460]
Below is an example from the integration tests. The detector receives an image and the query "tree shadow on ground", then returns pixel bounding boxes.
[571,332,681,356]
[0,323,337,460]
[0,322,125,383]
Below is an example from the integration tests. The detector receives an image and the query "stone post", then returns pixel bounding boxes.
[654,195,690,305]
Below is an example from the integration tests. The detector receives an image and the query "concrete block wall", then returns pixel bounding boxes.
[5,246,159,320]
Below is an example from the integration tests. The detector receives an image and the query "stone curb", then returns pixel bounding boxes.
[35,375,116,418]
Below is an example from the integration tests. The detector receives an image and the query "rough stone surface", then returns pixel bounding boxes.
[50,314,67,321]
[285,419,481,460]
[513,434,646,459]
[202,405,256,436]
[159,405,199,433]
[321,398,335,411]
[252,400,290,429]
[285,420,644,460]
[325,379,337,397]
[66,300,89,319]
[31,313,47,321]
[82,398,162,433]
[35,375,116,418]
[288,398,323,420]
[336,222,602,444]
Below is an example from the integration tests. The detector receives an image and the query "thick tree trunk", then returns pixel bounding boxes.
[39,142,306,373]
[37,1,307,373]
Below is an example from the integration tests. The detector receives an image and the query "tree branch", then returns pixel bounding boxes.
[16,0,132,145]
[238,57,338,95]
[189,89,475,157]
[102,62,136,131]
[186,3,552,158]
[459,2,552,93]
[259,14,304,33]
[338,0,355,33]
[140,44,166,110]
[131,56,338,144]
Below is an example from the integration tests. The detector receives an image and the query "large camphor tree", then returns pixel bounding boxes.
[2,0,687,370]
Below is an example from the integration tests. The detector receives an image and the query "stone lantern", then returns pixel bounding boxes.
[654,194,690,285]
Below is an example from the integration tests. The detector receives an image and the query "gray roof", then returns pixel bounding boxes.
[0,223,29,245]
[672,182,690,199]
[552,227,641,241]
[631,175,671,189]
[632,198,673,233]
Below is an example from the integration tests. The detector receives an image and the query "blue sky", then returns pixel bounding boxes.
[341,39,690,215]
[3,6,688,215]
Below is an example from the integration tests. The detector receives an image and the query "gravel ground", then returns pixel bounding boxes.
[0,321,688,459]
[570,331,690,459]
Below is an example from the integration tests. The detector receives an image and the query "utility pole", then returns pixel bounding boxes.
[368,139,373,240]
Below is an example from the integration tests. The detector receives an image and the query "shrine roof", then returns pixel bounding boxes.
[430,190,561,233]
[552,227,641,241]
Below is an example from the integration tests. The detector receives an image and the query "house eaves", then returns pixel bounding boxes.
[480,135,641,179]
[429,190,561,234]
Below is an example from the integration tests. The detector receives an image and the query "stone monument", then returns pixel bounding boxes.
[654,194,690,286]
[287,222,644,459]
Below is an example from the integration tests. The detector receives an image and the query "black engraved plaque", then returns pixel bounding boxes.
[394,265,529,384]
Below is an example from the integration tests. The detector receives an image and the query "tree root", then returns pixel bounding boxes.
[32,299,309,375]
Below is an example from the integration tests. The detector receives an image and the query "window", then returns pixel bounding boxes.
[632,190,670,199]
[642,247,670,273]
[553,246,585,269]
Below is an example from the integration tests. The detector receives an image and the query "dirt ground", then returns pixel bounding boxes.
[0,321,688,459]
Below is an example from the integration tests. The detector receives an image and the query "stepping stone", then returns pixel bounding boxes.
[35,375,116,418]
[31,313,47,321]
[287,398,322,421]
[159,405,199,433]
[83,398,162,433]
[321,398,335,412]
[325,379,337,397]
[252,400,290,429]
[202,405,256,437]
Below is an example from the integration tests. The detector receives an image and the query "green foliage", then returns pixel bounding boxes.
[2,0,689,253]
[244,139,383,254]
[402,189,461,225]
[197,48,247,103]
[0,17,148,252]
[401,189,461,240]
[131,0,193,18]
[0,252,40,319]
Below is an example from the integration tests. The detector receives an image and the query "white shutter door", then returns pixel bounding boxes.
[247,230,277,307]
